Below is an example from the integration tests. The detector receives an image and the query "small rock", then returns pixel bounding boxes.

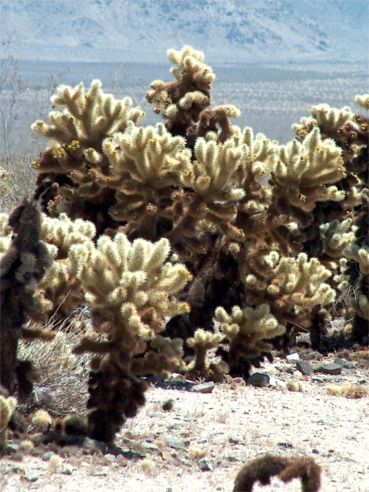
[228,377,246,385]
[312,376,325,383]
[192,382,215,394]
[247,373,270,387]
[5,443,19,454]
[286,353,300,362]
[61,464,74,475]
[142,441,159,451]
[162,399,174,411]
[296,360,313,376]
[334,357,354,369]
[277,365,294,374]
[164,436,187,450]
[42,451,54,461]
[105,454,116,463]
[198,458,212,471]
[312,448,320,454]
[278,442,293,449]
[229,436,241,444]
[269,377,287,388]
[84,437,107,453]
[225,455,238,462]
[24,473,39,482]
[316,363,342,375]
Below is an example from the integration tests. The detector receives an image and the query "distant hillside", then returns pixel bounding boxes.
[1,0,368,62]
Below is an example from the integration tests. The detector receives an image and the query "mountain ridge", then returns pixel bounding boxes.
[1,0,368,63]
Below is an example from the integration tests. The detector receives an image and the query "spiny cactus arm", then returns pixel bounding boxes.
[266,253,336,313]
[190,104,240,143]
[320,219,358,259]
[147,45,219,143]
[40,213,96,257]
[131,351,180,376]
[274,129,346,188]
[167,45,215,90]
[272,129,346,213]
[147,46,213,112]
[215,304,285,365]
[293,103,354,140]
[69,234,192,340]
[104,123,191,189]
[32,80,145,149]
[0,167,8,194]
[186,328,223,374]
[0,396,17,449]
[0,213,12,259]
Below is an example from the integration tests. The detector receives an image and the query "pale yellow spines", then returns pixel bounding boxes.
[0,213,12,259]
[275,128,345,187]
[310,103,354,134]
[41,213,96,256]
[104,122,191,189]
[69,234,192,340]
[355,94,369,111]
[273,128,346,211]
[232,126,278,169]
[167,45,215,91]
[31,79,145,148]
[320,219,358,259]
[181,137,245,201]
[186,328,223,375]
[178,91,209,110]
[187,328,223,351]
[0,167,8,194]
[0,396,17,449]
[345,245,369,275]
[267,253,336,313]
[150,335,184,359]
[215,304,285,356]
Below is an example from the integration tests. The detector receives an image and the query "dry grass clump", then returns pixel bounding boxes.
[287,381,305,393]
[18,311,91,416]
[326,383,368,399]
[188,446,208,460]
[0,154,37,213]
[140,459,157,476]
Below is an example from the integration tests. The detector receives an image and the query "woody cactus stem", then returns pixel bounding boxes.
[0,199,52,396]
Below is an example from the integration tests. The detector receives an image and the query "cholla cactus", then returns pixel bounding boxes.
[31,80,145,230]
[177,137,246,241]
[215,304,285,377]
[147,45,239,146]
[245,251,336,347]
[186,328,224,380]
[0,213,12,259]
[68,233,192,442]
[345,244,369,332]
[104,122,191,238]
[32,79,144,150]
[273,128,346,213]
[0,396,17,450]
[293,104,354,141]
[266,253,335,313]
[37,213,96,318]
[320,219,358,259]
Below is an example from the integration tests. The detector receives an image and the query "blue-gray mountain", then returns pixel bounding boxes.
[1,0,367,62]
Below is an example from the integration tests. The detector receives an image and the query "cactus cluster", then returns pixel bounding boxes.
[0,45,368,444]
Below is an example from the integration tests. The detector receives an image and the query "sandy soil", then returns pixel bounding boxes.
[1,351,368,492]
